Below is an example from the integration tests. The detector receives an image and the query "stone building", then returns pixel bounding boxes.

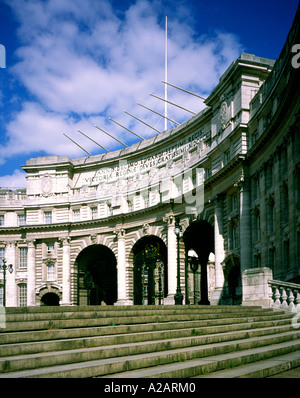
[0,5,299,307]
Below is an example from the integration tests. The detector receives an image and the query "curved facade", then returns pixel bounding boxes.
[1,6,299,307]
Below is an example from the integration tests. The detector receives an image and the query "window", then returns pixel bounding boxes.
[231,193,239,212]
[267,198,275,234]
[19,247,28,269]
[44,211,52,224]
[229,220,239,250]
[143,194,149,208]
[265,162,273,191]
[127,201,133,212]
[0,215,4,226]
[47,242,55,254]
[18,284,27,307]
[253,176,260,200]
[232,224,239,249]
[0,248,5,263]
[91,207,98,219]
[18,214,26,226]
[283,239,290,270]
[47,264,55,281]
[73,209,80,221]
[223,150,230,166]
[280,183,289,225]
[255,214,261,241]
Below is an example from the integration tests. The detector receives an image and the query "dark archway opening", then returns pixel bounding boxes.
[76,244,117,305]
[132,236,168,305]
[41,292,60,306]
[183,220,214,305]
[223,255,242,305]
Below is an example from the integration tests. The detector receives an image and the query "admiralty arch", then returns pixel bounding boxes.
[0,5,299,308]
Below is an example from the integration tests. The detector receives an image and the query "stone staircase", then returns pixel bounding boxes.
[0,305,300,378]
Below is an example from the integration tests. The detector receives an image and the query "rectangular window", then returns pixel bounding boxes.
[267,201,275,234]
[47,264,55,281]
[223,150,230,166]
[232,224,239,249]
[19,247,28,269]
[256,214,261,241]
[91,207,98,219]
[18,214,26,226]
[44,211,52,224]
[0,248,5,263]
[73,209,80,221]
[231,193,239,212]
[18,284,27,307]
[284,239,290,269]
[47,242,55,254]
[0,215,4,226]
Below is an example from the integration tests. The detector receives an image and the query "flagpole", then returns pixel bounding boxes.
[164,15,168,132]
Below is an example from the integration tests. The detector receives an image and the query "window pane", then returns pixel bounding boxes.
[19,284,27,307]
[19,247,28,268]
[47,264,55,281]
[45,211,52,224]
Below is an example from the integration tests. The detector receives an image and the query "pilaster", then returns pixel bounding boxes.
[210,194,225,305]
[114,228,131,305]
[163,212,177,305]
[27,239,36,306]
[237,175,252,273]
[60,237,71,306]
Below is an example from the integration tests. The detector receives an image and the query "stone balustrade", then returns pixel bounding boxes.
[268,280,300,313]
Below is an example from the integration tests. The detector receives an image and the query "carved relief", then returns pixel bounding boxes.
[41,174,53,197]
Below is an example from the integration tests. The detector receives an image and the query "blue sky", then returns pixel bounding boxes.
[0,0,298,188]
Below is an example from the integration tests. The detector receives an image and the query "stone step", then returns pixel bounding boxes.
[0,320,295,359]
[193,351,300,378]
[4,304,265,314]
[0,307,290,333]
[101,339,300,379]
[0,306,299,378]
[3,305,275,323]
[0,312,293,345]
[2,332,300,378]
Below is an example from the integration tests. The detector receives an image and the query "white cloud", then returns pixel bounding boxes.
[1,0,244,177]
[0,169,26,189]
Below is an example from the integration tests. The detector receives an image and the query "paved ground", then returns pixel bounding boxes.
[268,366,300,378]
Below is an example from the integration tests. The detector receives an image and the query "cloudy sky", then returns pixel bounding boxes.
[0,0,298,188]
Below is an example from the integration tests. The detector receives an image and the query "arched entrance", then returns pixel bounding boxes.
[183,220,214,305]
[76,244,117,305]
[132,236,167,305]
[41,292,60,306]
[223,254,242,305]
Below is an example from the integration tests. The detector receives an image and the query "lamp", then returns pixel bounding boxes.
[0,259,13,307]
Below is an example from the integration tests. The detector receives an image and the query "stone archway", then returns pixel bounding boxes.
[223,254,242,305]
[132,236,168,305]
[41,292,60,306]
[76,244,117,305]
[183,220,214,305]
[36,283,62,306]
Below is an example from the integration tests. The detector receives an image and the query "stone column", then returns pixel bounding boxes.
[239,177,252,274]
[27,239,36,306]
[61,237,71,306]
[114,229,130,305]
[211,195,225,305]
[163,213,177,305]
